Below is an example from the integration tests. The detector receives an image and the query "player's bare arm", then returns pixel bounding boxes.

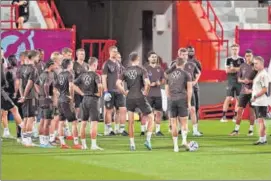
[19,79,34,102]
[73,84,84,97]
[116,79,127,96]
[165,84,170,98]
[143,78,151,96]
[95,83,103,97]
[187,81,193,109]
[102,74,108,92]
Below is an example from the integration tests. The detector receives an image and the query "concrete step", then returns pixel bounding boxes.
[210,1,233,8]
[233,1,260,8]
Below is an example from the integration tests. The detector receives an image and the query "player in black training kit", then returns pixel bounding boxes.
[73,48,88,120]
[102,46,128,136]
[74,57,103,150]
[12,0,29,28]
[35,60,56,148]
[220,44,245,123]
[116,52,154,151]
[54,59,83,149]
[18,50,39,146]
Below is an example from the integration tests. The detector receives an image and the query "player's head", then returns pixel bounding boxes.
[245,49,253,63]
[62,59,73,71]
[50,51,62,66]
[88,57,98,71]
[178,48,188,61]
[147,51,157,64]
[19,51,27,64]
[116,52,122,62]
[76,48,85,61]
[36,48,44,62]
[45,60,55,71]
[61,47,73,59]
[230,44,240,57]
[1,47,4,60]
[253,56,265,71]
[28,50,40,64]
[187,46,195,59]
[7,54,17,68]
[109,46,118,59]
[176,57,186,68]
[129,52,140,65]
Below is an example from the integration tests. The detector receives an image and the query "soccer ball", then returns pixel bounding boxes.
[188,141,199,152]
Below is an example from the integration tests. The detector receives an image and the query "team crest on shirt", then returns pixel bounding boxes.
[171,70,181,79]
[157,69,160,72]
[126,70,137,79]
[242,69,246,75]
[58,75,65,85]
[108,64,115,72]
[84,75,91,86]
[148,71,152,77]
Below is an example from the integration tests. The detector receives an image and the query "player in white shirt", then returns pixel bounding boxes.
[245,56,270,145]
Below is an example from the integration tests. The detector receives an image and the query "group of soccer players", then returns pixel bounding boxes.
[1,43,270,152]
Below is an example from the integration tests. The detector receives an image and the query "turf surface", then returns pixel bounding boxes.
[1,120,271,180]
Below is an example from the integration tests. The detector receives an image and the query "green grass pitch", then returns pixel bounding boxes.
[1,120,271,180]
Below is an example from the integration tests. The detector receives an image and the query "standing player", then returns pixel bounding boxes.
[74,57,103,150]
[116,52,154,151]
[11,0,29,28]
[220,44,245,122]
[102,46,128,136]
[246,56,270,144]
[61,47,73,60]
[165,57,192,152]
[145,51,165,136]
[35,60,55,148]
[229,49,256,136]
[18,50,39,146]
[54,59,82,149]
[73,48,88,120]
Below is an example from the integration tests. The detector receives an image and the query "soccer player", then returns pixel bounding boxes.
[165,57,192,152]
[73,48,88,120]
[220,44,245,122]
[36,48,46,76]
[49,51,62,145]
[61,47,73,60]
[35,60,55,148]
[187,46,202,121]
[102,46,128,136]
[145,51,165,136]
[18,50,39,146]
[74,57,103,150]
[11,0,29,28]
[116,52,154,151]
[229,49,256,136]
[54,59,82,149]
[245,56,270,144]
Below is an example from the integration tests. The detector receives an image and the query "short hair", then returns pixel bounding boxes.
[61,47,72,54]
[147,51,156,58]
[36,48,44,53]
[254,56,264,63]
[186,45,194,50]
[176,57,186,66]
[61,59,72,69]
[8,54,17,66]
[129,52,139,62]
[178,48,188,53]
[76,48,85,53]
[109,46,117,51]
[231,44,239,48]
[50,51,61,61]
[25,50,30,57]
[45,60,54,69]
[19,51,27,57]
[28,50,39,60]
[245,49,253,54]
[88,57,98,66]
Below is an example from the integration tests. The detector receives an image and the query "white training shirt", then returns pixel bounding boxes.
[252,69,270,106]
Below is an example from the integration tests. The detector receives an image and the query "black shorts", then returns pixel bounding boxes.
[58,102,76,122]
[254,106,267,119]
[52,106,59,116]
[12,96,23,118]
[15,14,29,27]
[1,91,15,111]
[227,82,241,97]
[238,94,252,108]
[126,97,152,115]
[104,92,125,109]
[191,92,196,107]
[81,96,99,121]
[38,106,53,120]
[193,88,200,111]
[74,94,83,108]
[169,99,188,118]
[22,99,37,118]
[147,97,162,111]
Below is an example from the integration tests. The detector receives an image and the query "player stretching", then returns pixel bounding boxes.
[146,51,165,136]
[74,57,103,150]
[246,56,270,144]
[73,49,88,121]
[55,59,83,149]
[35,60,56,148]
[165,57,192,152]
[229,49,256,136]
[220,44,244,122]
[18,50,39,146]
[116,52,154,151]
[49,51,62,145]
[102,46,128,136]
